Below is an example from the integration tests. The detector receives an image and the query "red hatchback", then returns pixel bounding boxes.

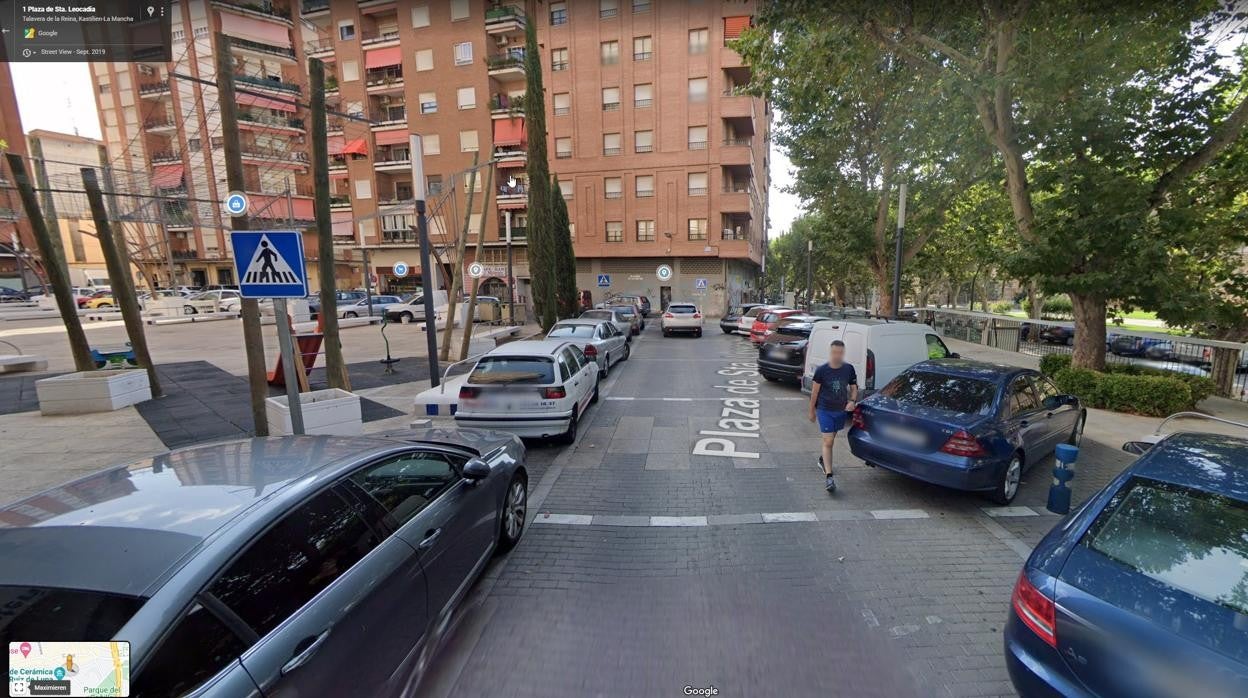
[750,309,803,343]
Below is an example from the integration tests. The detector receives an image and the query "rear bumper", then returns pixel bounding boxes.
[758,358,803,380]
[847,429,1003,492]
[662,321,702,332]
[455,410,573,438]
[1004,614,1090,697]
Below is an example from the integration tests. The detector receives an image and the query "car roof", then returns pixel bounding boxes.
[1130,432,1248,500]
[553,318,605,326]
[486,339,571,357]
[908,358,1031,382]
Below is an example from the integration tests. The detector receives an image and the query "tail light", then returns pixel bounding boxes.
[459,386,480,399]
[1011,572,1057,647]
[865,349,876,390]
[940,429,988,457]
[693,313,702,319]
[851,407,867,430]
[583,344,598,357]
[542,387,566,399]
[663,312,674,318]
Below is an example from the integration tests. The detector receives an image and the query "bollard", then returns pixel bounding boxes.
[1047,443,1079,514]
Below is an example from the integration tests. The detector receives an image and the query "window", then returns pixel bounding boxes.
[880,371,996,414]
[457,86,476,109]
[415,48,434,71]
[689,28,708,54]
[724,16,751,42]
[634,129,653,153]
[412,5,430,27]
[354,178,372,199]
[569,222,576,239]
[635,175,654,198]
[925,334,952,360]
[350,451,462,525]
[600,0,618,19]
[633,36,652,61]
[558,180,573,198]
[1007,375,1039,416]
[453,42,473,65]
[423,133,440,155]
[636,219,655,241]
[208,488,380,637]
[633,0,651,13]
[550,1,568,25]
[0,586,143,642]
[419,91,437,114]
[688,218,708,240]
[554,92,571,115]
[634,83,652,108]
[1033,376,1061,407]
[339,21,356,40]
[604,177,622,199]
[187,138,201,150]
[601,87,620,111]
[688,126,708,150]
[171,29,184,41]
[556,137,572,158]
[688,172,708,196]
[427,174,443,194]
[98,82,110,94]
[451,0,469,21]
[551,48,569,71]
[606,221,623,242]
[603,132,622,156]
[469,356,555,384]
[463,171,483,192]
[688,77,708,102]
[341,59,359,82]
[131,603,248,698]
[601,41,619,65]
[459,130,479,152]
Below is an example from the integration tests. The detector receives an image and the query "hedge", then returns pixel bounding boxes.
[1040,353,1215,409]
[1052,366,1197,417]
[989,301,1014,315]
[1023,294,1073,320]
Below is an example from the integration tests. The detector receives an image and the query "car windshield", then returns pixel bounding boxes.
[0,586,145,641]
[776,322,814,337]
[469,357,556,384]
[879,370,997,415]
[668,305,697,314]
[548,325,596,339]
[612,307,636,317]
[1082,478,1248,615]
[581,311,613,321]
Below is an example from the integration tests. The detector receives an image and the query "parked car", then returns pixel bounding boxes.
[579,308,632,339]
[804,319,957,394]
[661,302,704,337]
[1005,429,1248,697]
[138,289,188,310]
[1108,334,1168,357]
[849,360,1085,504]
[750,308,804,343]
[547,318,630,377]
[757,316,829,383]
[720,303,765,334]
[606,304,643,334]
[340,295,403,318]
[0,285,29,302]
[1038,324,1076,346]
[184,289,243,314]
[455,340,600,443]
[383,295,431,323]
[84,293,118,309]
[603,293,651,317]
[737,305,788,335]
[0,431,530,697]
[308,290,368,320]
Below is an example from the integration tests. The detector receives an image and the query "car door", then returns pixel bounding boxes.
[1031,374,1077,451]
[219,485,430,697]
[561,347,589,409]
[570,345,597,405]
[1002,375,1047,460]
[600,323,624,364]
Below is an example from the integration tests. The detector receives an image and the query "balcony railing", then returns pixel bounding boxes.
[381,230,417,243]
[330,195,350,206]
[488,50,526,70]
[635,144,653,153]
[305,38,334,54]
[329,156,348,169]
[602,101,620,112]
[235,73,301,94]
[139,80,170,95]
[144,117,177,129]
[556,150,572,159]
[151,150,181,163]
[491,93,525,113]
[486,5,524,23]
[688,140,708,150]
[301,0,329,13]
[634,98,652,108]
[723,183,752,194]
[242,147,309,162]
[498,183,527,197]
[172,249,199,260]
[633,51,652,61]
[362,30,400,46]
[636,189,654,198]
[372,106,407,123]
[228,36,296,59]
[723,137,752,147]
[501,225,527,239]
[688,187,708,196]
[213,1,291,22]
[238,112,304,130]
[604,191,622,200]
[365,71,404,87]
[604,147,622,156]
[600,7,618,19]
[375,153,411,166]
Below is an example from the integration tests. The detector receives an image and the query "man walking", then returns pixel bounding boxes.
[808,340,858,493]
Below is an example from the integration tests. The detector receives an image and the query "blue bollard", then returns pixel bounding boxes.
[1047,443,1079,514]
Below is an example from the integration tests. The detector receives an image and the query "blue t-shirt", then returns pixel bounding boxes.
[813,363,857,411]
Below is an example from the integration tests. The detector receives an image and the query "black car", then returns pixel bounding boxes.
[307,290,367,320]
[758,316,826,382]
[1038,324,1075,345]
[0,286,29,302]
[720,303,765,334]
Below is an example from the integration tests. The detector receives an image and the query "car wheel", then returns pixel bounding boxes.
[621,343,631,361]
[722,327,734,334]
[496,474,528,553]
[663,329,670,337]
[401,311,414,323]
[1064,336,1074,346]
[695,329,702,337]
[559,409,579,445]
[99,303,113,308]
[345,311,358,318]
[763,374,778,382]
[183,305,196,315]
[1067,412,1086,446]
[991,454,1023,505]
[599,355,610,379]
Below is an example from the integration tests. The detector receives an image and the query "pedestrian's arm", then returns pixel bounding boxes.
[809,382,820,420]
[847,382,859,410]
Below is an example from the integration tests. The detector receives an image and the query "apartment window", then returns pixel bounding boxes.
[171,29,184,41]
[427,174,443,195]
[603,133,622,156]
[687,126,708,150]
[634,130,653,153]
[451,0,469,21]
[633,36,652,61]
[460,130,479,152]
[551,48,569,71]
[187,138,201,150]
[601,41,619,65]
[600,0,618,19]
[193,26,208,38]
[633,0,651,13]
[604,177,622,199]
[688,218,708,240]
[550,1,567,26]
[355,178,372,199]
[689,28,708,54]
[554,92,571,116]
[98,82,110,94]
[453,42,473,66]
[341,60,359,82]
[412,5,430,28]
[556,137,572,159]
[636,219,655,241]
[688,172,708,196]
[423,134,440,155]
[339,21,355,40]
[457,86,476,110]
[569,223,576,239]
[211,136,224,149]
[635,175,654,198]
[688,77,708,103]
[419,91,437,114]
[606,221,623,242]
[463,172,483,193]
[634,83,652,108]
[601,87,620,111]
[415,49,434,71]
[558,180,573,198]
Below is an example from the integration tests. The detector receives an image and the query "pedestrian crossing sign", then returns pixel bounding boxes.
[230,231,308,299]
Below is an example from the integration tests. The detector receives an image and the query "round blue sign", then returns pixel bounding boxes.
[225,191,249,216]
[54,667,65,680]
[393,261,409,277]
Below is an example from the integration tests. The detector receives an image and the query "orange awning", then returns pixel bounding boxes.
[493,117,525,147]
[498,199,527,210]
[496,158,525,169]
[152,164,184,189]
[343,138,368,156]
[328,135,345,155]
[237,91,296,112]
[724,16,751,39]
[365,46,402,69]
[374,129,410,146]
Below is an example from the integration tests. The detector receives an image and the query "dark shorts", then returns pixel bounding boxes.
[816,408,847,434]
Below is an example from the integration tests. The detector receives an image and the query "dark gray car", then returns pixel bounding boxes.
[0,430,528,697]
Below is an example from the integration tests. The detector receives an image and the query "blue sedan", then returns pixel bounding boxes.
[848,360,1085,504]
[1005,432,1248,696]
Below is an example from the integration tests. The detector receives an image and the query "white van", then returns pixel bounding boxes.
[802,319,957,394]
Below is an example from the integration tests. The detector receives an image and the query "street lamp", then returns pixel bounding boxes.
[409,134,440,387]
[891,182,907,319]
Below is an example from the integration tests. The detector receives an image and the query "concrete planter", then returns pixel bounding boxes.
[36,369,152,415]
[266,388,362,436]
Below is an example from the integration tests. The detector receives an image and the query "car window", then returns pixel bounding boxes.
[580,311,610,321]
[1007,376,1039,416]
[879,370,997,415]
[925,334,952,359]
[208,487,381,638]
[0,586,144,641]
[131,602,250,698]
[548,324,596,339]
[350,451,462,526]
[556,352,572,381]
[567,345,588,370]
[1033,376,1061,406]
[469,357,555,384]
[669,305,696,314]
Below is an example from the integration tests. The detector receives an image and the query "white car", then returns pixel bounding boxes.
[184,289,242,314]
[455,340,600,443]
[661,303,704,337]
[579,308,632,339]
[737,305,787,335]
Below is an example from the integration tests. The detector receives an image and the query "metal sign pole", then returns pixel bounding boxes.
[273,298,306,435]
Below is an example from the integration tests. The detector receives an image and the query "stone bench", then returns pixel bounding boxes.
[0,355,48,374]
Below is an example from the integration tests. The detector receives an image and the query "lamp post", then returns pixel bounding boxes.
[505,209,514,318]
[805,236,813,309]
[409,134,440,386]
[891,181,907,319]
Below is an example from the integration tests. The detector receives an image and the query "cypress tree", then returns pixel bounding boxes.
[550,176,578,317]
[522,11,557,330]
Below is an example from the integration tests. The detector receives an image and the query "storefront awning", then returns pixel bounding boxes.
[374,129,409,146]
[152,164,184,189]
[493,117,525,147]
[238,92,296,112]
[343,138,368,156]
[364,46,402,69]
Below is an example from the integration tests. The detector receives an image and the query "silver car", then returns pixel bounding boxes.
[0,431,529,697]
[547,318,631,377]
[580,308,632,339]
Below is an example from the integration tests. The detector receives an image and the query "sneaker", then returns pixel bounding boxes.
[825,474,837,493]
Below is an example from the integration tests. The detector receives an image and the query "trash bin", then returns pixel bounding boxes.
[477,300,500,322]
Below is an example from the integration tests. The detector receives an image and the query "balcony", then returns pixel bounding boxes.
[144,117,178,133]
[380,229,417,244]
[490,93,525,119]
[228,36,296,61]
[494,147,527,167]
[327,118,344,134]
[497,180,527,208]
[330,195,351,209]
[487,50,526,82]
[305,38,334,58]
[361,29,400,47]
[211,1,293,25]
[235,73,301,95]
[374,152,411,172]
[499,225,527,240]
[329,155,348,171]
[238,111,305,132]
[371,106,407,128]
[172,249,199,260]
[365,69,404,93]
[242,147,309,169]
[720,92,755,120]
[150,150,181,164]
[138,80,171,97]
[485,4,526,35]
[301,0,330,14]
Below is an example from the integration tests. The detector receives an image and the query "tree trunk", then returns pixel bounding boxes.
[1208,347,1240,399]
[1026,282,1042,319]
[1069,293,1107,371]
[873,269,892,317]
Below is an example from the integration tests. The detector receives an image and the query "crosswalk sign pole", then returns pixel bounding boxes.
[273,299,306,435]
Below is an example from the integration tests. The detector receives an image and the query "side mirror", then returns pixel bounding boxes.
[462,458,491,481]
[1122,441,1153,455]
[948,352,961,359]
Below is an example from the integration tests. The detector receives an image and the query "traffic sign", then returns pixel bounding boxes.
[695,277,708,290]
[467,261,485,279]
[230,231,308,299]
[597,274,611,287]
[224,191,249,217]
[656,264,673,282]
[393,261,410,277]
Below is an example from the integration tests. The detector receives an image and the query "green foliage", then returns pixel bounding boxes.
[1096,374,1192,417]
[522,15,556,330]
[549,182,577,318]
[1039,353,1072,377]
[1043,351,1214,406]
[1053,367,1101,402]
[989,301,1014,315]
[1023,294,1073,320]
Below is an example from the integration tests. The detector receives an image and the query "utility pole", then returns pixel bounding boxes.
[440,152,478,362]
[409,134,440,386]
[891,181,907,319]
[81,168,162,396]
[505,209,514,317]
[6,153,95,371]
[217,34,269,436]
[805,236,813,309]
[309,57,349,390]
[459,164,494,360]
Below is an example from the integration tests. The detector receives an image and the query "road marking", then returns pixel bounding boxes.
[974,512,1034,562]
[606,396,807,402]
[526,509,957,527]
[535,513,593,525]
[869,509,929,520]
[981,506,1039,517]
[761,512,819,523]
[661,397,693,401]
[650,515,708,527]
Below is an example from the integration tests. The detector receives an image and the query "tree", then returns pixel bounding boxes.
[550,177,578,317]
[523,8,557,330]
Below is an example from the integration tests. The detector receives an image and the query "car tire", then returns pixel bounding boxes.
[496,474,528,554]
[722,327,734,334]
[695,329,702,338]
[990,454,1023,505]
[345,311,358,318]
[559,409,579,445]
[621,343,631,361]
[401,311,414,323]
[599,355,610,379]
[663,329,670,337]
[763,374,778,382]
[1067,412,1086,446]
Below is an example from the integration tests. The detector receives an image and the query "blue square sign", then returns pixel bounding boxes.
[597,274,611,287]
[231,231,308,299]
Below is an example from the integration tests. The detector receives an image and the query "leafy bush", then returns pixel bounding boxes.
[1054,367,1102,401]
[989,301,1014,315]
[1039,353,1072,376]
[1023,294,1073,320]
[1103,364,1215,404]
[1096,374,1191,417]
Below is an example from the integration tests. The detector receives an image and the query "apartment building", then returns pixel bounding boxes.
[0,56,33,287]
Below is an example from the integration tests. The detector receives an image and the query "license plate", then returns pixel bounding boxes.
[767,346,789,358]
[878,424,926,448]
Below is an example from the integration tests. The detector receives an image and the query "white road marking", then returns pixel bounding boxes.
[606,396,808,402]
[661,397,693,401]
[761,512,819,523]
[981,506,1039,517]
[869,509,930,520]
[528,509,959,527]
[535,513,593,525]
[650,515,708,527]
